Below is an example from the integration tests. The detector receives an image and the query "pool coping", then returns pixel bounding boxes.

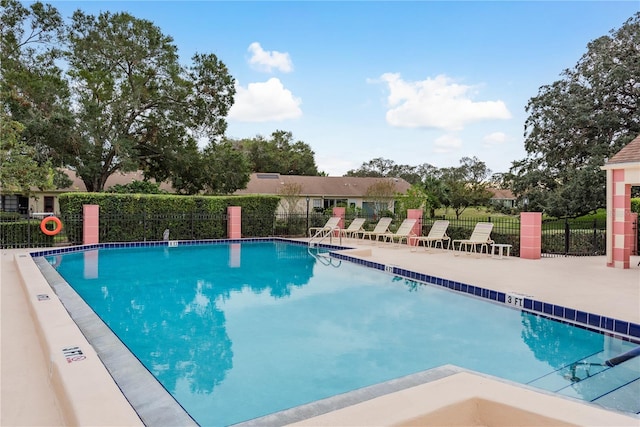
[33,257,198,427]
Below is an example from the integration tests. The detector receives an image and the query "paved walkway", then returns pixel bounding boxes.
[1,249,65,426]
[1,243,639,426]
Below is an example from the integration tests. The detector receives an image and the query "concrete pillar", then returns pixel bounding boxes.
[227,206,241,239]
[407,209,423,245]
[332,207,346,236]
[520,212,541,259]
[605,168,614,266]
[82,204,99,245]
[609,169,631,268]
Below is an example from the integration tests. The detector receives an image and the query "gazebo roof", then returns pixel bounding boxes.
[606,135,640,165]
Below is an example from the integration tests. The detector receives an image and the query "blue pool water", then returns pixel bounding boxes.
[49,241,639,425]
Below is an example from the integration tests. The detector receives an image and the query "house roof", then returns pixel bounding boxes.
[51,169,174,193]
[234,173,412,197]
[606,135,640,165]
[488,188,515,200]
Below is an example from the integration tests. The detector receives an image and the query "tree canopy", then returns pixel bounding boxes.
[0,113,54,194]
[231,130,321,176]
[1,1,244,194]
[508,12,640,218]
[438,156,493,219]
[345,158,424,185]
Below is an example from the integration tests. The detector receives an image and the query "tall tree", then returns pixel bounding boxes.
[0,113,55,194]
[0,0,74,169]
[509,13,640,218]
[440,156,492,219]
[64,10,236,192]
[2,3,242,193]
[233,130,320,175]
[345,158,422,184]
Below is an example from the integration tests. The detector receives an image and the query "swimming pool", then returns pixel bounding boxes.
[43,240,640,425]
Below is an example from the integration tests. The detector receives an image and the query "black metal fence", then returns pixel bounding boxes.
[0,213,81,249]
[541,218,606,257]
[0,209,617,259]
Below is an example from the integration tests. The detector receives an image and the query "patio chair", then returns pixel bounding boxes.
[308,216,341,238]
[452,222,494,254]
[360,217,393,243]
[409,220,450,251]
[339,218,367,239]
[380,218,417,246]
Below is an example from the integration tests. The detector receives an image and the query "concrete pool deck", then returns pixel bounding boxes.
[1,241,639,426]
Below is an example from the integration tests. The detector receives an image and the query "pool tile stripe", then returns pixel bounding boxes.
[330,249,640,343]
[31,239,640,343]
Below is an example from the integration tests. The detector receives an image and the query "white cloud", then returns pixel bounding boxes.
[433,134,462,153]
[247,42,293,73]
[229,78,302,122]
[376,73,511,131]
[482,131,508,147]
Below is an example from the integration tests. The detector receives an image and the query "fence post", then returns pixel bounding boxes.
[27,214,31,247]
[564,218,570,255]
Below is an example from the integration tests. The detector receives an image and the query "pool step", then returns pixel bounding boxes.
[528,350,640,414]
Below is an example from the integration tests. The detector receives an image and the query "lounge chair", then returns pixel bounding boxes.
[452,222,494,254]
[410,220,450,251]
[361,217,393,243]
[339,218,367,239]
[308,216,341,238]
[380,218,417,246]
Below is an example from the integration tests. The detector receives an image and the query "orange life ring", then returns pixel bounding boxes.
[40,216,63,236]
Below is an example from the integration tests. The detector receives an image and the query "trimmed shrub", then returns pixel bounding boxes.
[0,212,22,222]
[58,193,280,243]
[0,221,55,248]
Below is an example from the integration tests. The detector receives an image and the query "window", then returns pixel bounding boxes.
[323,199,347,209]
[1,195,18,212]
[44,196,55,212]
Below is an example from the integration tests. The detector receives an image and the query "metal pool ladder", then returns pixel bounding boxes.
[307,246,341,267]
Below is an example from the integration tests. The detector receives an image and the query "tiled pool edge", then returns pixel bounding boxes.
[32,238,640,343]
[328,251,640,344]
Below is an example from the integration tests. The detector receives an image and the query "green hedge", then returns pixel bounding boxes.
[0,221,55,248]
[58,193,280,243]
[632,198,640,214]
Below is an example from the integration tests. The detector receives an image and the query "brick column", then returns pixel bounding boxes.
[407,209,423,245]
[227,206,241,239]
[83,204,99,245]
[520,212,541,260]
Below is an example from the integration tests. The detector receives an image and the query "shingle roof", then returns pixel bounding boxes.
[53,169,174,193]
[606,135,640,165]
[234,173,412,197]
[488,188,515,200]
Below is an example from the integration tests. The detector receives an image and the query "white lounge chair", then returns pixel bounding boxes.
[410,220,450,251]
[339,218,367,239]
[452,222,494,254]
[308,216,341,238]
[380,218,417,246]
[361,217,393,243]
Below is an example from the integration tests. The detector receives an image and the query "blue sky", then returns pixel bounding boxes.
[48,1,637,176]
